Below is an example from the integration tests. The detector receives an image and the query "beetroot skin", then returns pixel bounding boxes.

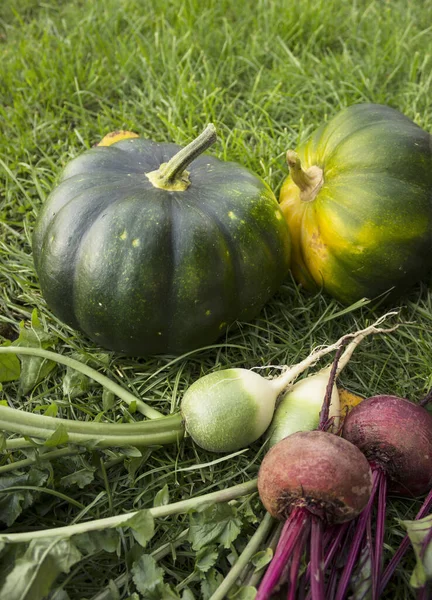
[258,430,373,525]
[342,395,432,496]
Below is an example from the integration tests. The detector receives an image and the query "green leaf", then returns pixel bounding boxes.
[229,587,257,600]
[401,514,432,588]
[195,546,219,574]
[102,388,116,411]
[62,354,91,399]
[120,510,155,548]
[44,424,69,447]
[0,342,21,383]
[0,537,82,600]
[74,529,120,555]
[188,504,242,551]
[120,446,143,458]
[13,312,58,395]
[131,554,164,595]
[200,569,224,600]
[60,467,96,489]
[0,469,48,526]
[251,548,273,572]
[43,402,58,417]
[153,484,170,507]
[106,580,121,600]
[50,590,71,600]
[131,554,181,599]
[62,352,110,399]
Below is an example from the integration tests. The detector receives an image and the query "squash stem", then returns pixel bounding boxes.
[147,124,217,191]
[0,346,163,419]
[286,150,324,202]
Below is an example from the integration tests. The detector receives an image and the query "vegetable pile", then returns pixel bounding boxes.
[1,100,432,600]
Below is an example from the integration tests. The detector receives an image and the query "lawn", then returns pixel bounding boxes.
[1,0,432,598]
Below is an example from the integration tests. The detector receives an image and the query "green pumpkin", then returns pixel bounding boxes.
[33,125,291,356]
[279,104,432,304]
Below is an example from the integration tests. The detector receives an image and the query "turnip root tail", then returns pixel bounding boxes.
[271,311,399,395]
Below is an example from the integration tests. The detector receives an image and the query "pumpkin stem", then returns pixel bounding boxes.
[146,124,217,191]
[286,150,324,202]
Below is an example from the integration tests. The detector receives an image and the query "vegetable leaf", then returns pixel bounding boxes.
[0,537,82,600]
[195,546,219,574]
[62,353,91,399]
[0,342,21,383]
[13,311,58,395]
[251,548,273,572]
[44,424,69,447]
[74,529,120,555]
[120,510,155,548]
[401,514,432,587]
[0,469,48,526]
[62,352,110,399]
[230,587,257,599]
[200,569,224,599]
[153,484,170,507]
[131,554,182,599]
[102,388,116,411]
[132,554,164,595]
[60,467,96,489]
[188,504,242,551]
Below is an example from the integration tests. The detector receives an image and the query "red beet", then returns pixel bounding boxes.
[256,431,373,599]
[258,430,373,524]
[334,394,432,600]
[342,395,432,496]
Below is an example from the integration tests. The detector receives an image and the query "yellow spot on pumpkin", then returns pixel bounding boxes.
[228,211,237,219]
[219,322,227,330]
[98,130,139,147]
[275,211,283,220]
[132,238,140,247]
[120,230,128,240]
[205,309,211,316]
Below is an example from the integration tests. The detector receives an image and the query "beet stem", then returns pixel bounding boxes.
[256,508,308,600]
[380,487,432,594]
[325,522,355,599]
[318,341,348,431]
[334,468,382,600]
[418,583,431,600]
[367,509,375,598]
[372,473,387,599]
[323,522,351,573]
[310,516,325,600]
[304,522,350,599]
[420,388,432,407]
[287,520,311,600]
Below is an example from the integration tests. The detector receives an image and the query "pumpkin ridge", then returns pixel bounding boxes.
[37,185,152,330]
[182,200,242,321]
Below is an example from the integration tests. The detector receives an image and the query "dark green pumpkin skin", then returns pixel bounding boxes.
[280,104,432,304]
[33,138,291,355]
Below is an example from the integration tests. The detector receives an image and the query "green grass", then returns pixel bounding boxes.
[0,0,432,598]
